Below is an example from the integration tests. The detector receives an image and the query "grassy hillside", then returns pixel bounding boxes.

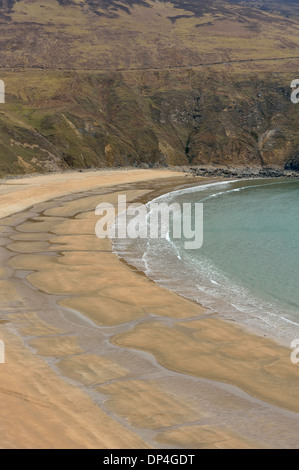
[1,0,299,175]
[2,0,299,70]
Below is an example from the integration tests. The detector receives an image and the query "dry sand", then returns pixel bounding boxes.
[0,168,299,449]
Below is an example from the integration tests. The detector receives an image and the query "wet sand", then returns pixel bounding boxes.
[0,169,299,449]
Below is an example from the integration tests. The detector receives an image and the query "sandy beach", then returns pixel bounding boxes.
[0,168,299,449]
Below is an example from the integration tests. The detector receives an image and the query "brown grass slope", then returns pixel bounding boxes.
[0,0,299,175]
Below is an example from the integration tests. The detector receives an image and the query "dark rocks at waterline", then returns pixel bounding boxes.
[285,157,299,172]
[186,166,299,179]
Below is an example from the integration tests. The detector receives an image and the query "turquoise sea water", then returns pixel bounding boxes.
[113,179,299,343]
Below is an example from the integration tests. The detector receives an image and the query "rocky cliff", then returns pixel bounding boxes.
[1,0,299,176]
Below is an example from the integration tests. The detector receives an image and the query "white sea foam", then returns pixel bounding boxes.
[112,178,299,345]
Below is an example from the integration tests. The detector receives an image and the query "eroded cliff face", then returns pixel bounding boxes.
[0,0,299,175]
[1,69,299,176]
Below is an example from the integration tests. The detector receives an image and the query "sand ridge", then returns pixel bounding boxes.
[0,169,299,449]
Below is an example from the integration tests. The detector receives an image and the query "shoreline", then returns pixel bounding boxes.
[0,169,299,448]
[113,177,298,349]
[1,164,298,183]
